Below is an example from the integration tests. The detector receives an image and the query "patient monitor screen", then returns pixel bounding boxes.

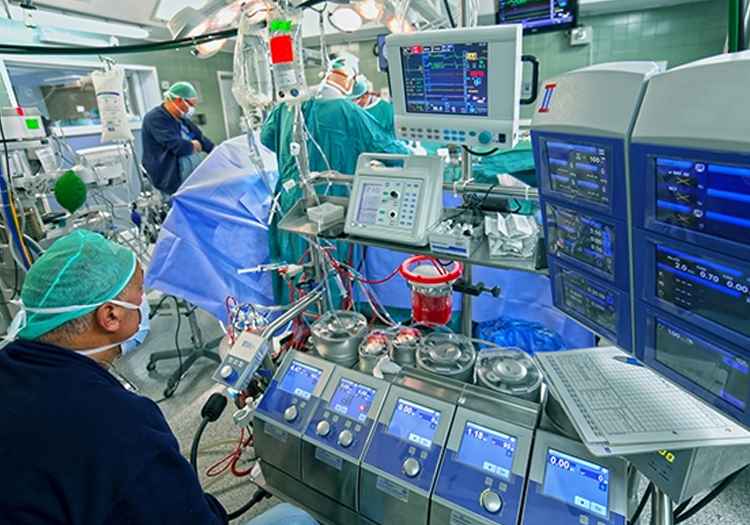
[400,42,489,116]
[543,449,610,518]
[327,378,377,422]
[278,361,323,400]
[655,318,749,411]
[655,157,750,244]
[543,139,612,205]
[656,244,750,338]
[386,398,441,449]
[456,421,516,479]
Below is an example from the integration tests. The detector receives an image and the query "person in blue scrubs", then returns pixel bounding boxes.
[142,82,215,195]
[0,230,317,525]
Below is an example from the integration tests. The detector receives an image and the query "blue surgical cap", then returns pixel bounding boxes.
[165,81,198,100]
[348,75,369,100]
[18,230,137,340]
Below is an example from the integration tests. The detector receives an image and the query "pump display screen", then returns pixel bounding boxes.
[400,42,488,116]
[357,182,383,225]
[278,361,323,400]
[327,378,377,422]
[656,245,750,338]
[386,398,441,449]
[655,319,749,411]
[561,269,617,334]
[543,139,611,205]
[655,157,750,244]
[543,449,610,518]
[547,204,614,276]
[456,422,516,479]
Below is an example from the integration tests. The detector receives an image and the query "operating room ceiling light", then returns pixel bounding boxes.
[354,0,384,21]
[169,0,246,58]
[328,5,363,33]
[386,14,413,33]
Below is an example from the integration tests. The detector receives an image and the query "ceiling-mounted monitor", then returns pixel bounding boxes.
[496,0,578,35]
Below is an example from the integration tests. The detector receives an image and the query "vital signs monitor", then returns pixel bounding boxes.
[385,25,522,148]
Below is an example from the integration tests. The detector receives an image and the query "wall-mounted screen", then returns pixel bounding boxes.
[400,42,489,116]
[327,378,378,423]
[547,204,614,276]
[278,361,323,400]
[655,319,749,411]
[542,448,610,518]
[655,245,750,338]
[386,398,441,449]
[561,268,617,334]
[542,138,612,205]
[456,421,516,479]
[655,157,750,245]
[496,0,577,34]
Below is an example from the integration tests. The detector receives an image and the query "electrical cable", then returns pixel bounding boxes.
[672,497,692,517]
[0,28,239,55]
[227,487,271,521]
[154,295,185,402]
[462,145,499,157]
[190,393,228,474]
[674,466,747,523]
[441,0,457,28]
[628,482,652,525]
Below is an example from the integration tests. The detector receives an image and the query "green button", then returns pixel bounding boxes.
[379,210,386,214]
[270,19,292,31]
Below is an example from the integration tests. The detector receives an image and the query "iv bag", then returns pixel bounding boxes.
[91,66,134,143]
[232,14,273,114]
[267,5,308,104]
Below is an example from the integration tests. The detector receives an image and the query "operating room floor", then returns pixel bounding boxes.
[115,299,750,525]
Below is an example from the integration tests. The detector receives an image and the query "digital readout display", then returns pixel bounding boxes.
[544,139,612,205]
[561,268,617,334]
[456,421,516,479]
[277,361,323,400]
[547,204,614,276]
[386,398,441,449]
[542,448,610,518]
[327,378,377,423]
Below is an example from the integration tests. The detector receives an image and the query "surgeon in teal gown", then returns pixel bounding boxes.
[350,75,395,135]
[261,52,409,303]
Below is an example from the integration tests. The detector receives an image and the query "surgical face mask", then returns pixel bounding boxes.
[121,293,150,355]
[76,295,145,356]
[184,103,196,119]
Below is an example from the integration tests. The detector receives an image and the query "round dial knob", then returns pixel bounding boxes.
[338,429,354,447]
[390,190,400,199]
[283,405,298,422]
[316,420,331,437]
[219,365,237,382]
[388,210,397,219]
[402,457,421,478]
[478,131,493,145]
[480,489,502,514]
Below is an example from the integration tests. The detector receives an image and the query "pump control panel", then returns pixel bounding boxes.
[345,154,444,246]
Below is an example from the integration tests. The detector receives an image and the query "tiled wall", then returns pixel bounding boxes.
[306,1,728,115]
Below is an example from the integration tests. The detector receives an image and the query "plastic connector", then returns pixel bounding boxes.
[233,405,255,429]
[289,142,301,156]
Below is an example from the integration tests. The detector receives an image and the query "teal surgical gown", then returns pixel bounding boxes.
[261,97,409,303]
[364,98,395,135]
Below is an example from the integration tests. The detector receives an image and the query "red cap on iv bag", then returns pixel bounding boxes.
[270,35,294,64]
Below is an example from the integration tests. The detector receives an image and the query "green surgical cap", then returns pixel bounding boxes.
[348,75,368,100]
[18,230,137,340]
[166,81,197,100]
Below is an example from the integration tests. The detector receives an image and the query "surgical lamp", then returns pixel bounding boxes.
[168,0,247,58]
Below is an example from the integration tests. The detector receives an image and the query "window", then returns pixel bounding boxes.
[1,58,160,135]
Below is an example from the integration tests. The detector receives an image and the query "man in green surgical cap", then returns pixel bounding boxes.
[142,81,215,195]
[0,229,233,524]
[349,75,395,135]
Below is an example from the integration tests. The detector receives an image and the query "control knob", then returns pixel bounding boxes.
[480,489,502,513]
[316,420,331,437]
[338,429,354,447]
[283,405,298,422]
[219,365,237,383]
[402,457,421,478]
[478,131,493,145]
[390,190,400,199]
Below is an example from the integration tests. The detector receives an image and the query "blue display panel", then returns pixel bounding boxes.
[542,138,612,206]
[356,183,382,225]
[386,398,441,449]
[327,378,378,423]
[278,361,323,400]
[400,42,488,116]
[542,449,610,518]
[546,203,615,277]
[496,0,577,35]
[655,244,750,338]
[456,421,516,479]
[655,157,750,245]
[655,318,749,412]
[561,268,617,334]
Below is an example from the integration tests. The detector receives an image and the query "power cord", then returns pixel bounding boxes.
[674,466,747,523]
[628,482,652,525]
[154,295,185,402]
[190,393,272,521]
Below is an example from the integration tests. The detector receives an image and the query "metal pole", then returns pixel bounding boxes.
[651,486,674,525]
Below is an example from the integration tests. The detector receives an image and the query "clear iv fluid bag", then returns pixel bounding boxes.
[232,16,273,111]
